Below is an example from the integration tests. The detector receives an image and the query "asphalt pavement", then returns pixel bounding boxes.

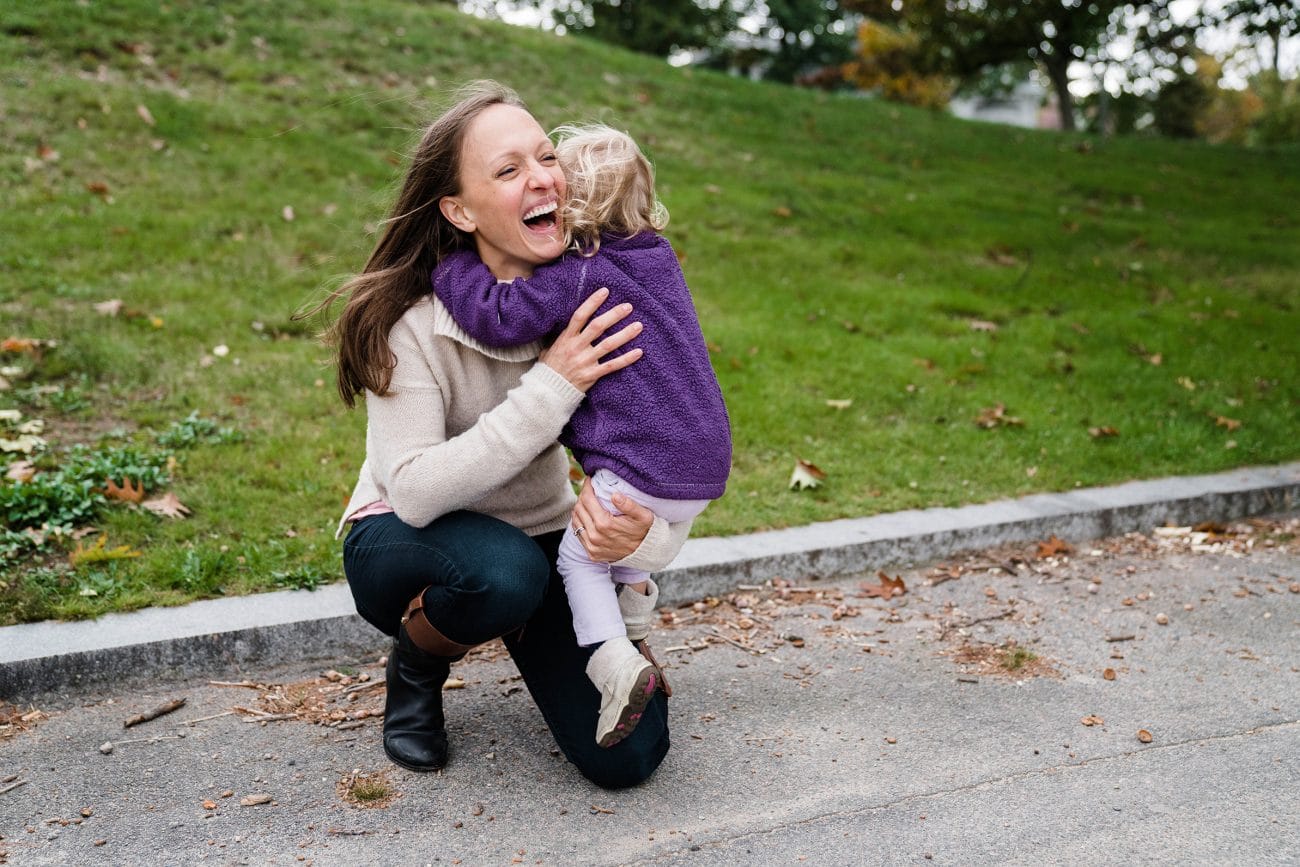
[2,516,1296,865]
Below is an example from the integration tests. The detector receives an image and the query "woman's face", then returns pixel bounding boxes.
[440,104,568,280]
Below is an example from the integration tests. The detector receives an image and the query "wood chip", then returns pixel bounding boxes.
[123,698,186,728]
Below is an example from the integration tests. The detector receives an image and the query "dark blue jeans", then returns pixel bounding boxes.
[343,510,670,789]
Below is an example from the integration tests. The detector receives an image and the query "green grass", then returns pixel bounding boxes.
[1,0,1298,623]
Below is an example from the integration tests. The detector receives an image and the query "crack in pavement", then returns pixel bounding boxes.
[629,718,1300,864]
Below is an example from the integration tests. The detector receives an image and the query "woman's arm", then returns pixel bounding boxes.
[570,479,692,572]
[432,249,585,348]
[373,290,641,528]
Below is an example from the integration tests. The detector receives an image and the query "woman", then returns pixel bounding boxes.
[326,81,687,789]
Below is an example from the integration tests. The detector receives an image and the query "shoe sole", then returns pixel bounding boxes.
[597,668,657,749]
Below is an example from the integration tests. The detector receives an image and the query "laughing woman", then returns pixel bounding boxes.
[324,82,685,788]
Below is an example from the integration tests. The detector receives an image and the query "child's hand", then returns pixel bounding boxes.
[572,477,654,562]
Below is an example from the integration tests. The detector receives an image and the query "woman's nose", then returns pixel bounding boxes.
[526,161,556,189]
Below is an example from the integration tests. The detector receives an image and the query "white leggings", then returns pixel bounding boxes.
[558,469,709,647]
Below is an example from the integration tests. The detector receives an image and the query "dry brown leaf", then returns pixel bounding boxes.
[5,460,35,482]
[1088,426,1119,439]
[136,104,156,127]
[772,206,793,218]
[1080,714,1104,727]
[86,181,111,197]
[789,459,826,490]
[859,571,906,600]
[1,337,42,354]
[1212,414,1241,431]
[142,491,192,519]
[103,477,145,503]
[975,403,1024,429]
[94,299,124,317]
[1036,535,1074,558]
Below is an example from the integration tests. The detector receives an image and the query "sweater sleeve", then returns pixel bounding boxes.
[366,331,584,529]
[431,249,584,348]
[615,515,694,573]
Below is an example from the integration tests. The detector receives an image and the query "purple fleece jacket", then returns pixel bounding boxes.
[432,232,731,500]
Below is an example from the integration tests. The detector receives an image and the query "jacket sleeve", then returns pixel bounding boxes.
[431,249,584,348]
[365,329,584,529]
[615,515,694,573]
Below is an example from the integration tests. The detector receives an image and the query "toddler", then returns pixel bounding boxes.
[433,123,731,748]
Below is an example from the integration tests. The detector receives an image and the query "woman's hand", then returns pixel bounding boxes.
[572,476,653,562]
[539,287,643,392]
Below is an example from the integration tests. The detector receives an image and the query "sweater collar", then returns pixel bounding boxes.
[428,295,545,362]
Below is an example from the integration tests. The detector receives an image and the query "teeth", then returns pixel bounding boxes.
[523,202,557,221]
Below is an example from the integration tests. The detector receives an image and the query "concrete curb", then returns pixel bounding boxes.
[3,462,1297,701]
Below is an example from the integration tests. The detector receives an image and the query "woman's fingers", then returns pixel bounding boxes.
[582,299,635,340]
[563,286,610,336]
[593,320,642,356]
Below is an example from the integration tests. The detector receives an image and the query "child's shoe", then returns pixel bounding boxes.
[585,636,658,748]
[617,579,659,642]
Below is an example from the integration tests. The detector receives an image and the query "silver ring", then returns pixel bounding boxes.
[574,525,585,537]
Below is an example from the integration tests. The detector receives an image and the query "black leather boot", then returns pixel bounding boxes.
[382,589,473,772]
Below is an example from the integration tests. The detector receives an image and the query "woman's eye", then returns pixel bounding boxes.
[542,153,557,163]
[497,166,516,178]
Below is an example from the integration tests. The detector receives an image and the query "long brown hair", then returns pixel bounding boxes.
[315,81,527,407]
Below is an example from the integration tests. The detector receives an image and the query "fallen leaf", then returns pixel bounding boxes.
[94,299,124,317]
[443,678,466,690]
[142,491,192,519]
[1147,353,1162,366]
[103,477,145,503]
[859,571,906,600]
[589,805,615,815]
[1087,426,1119,439]
[5,460,36,482]
[825,399,852,410]
[968,319,999,332]
[1211,414,1241,431]
[136,104,156,127]
[1177,376,1196,391]
[1080,714,1104,727]
[772,206,792,218]
[1036,536,1073,558]
[789,459,826,490]
[240,793,272,807]
[1,337,42,353]
[282,205,295,222]
[69,535,142,567]
[1136,729,1153,743]
[86,181,111,197]
[974,403,1023,429]
[203,800,217,810]
[985,246,1019,267]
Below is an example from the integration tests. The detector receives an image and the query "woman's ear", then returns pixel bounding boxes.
[439,196,475,233]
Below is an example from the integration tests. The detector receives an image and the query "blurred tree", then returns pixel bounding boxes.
[753,0,858,83]
[844,0,1131,130]
[841,20,954,108]
[1216,0,1300,76]
[545,0,748,57]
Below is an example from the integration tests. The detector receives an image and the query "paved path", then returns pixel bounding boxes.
[2,518,1296,865]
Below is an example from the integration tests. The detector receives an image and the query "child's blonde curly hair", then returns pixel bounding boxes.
[553,123,669,257]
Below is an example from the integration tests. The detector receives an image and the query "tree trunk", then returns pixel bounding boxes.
[1044,56,1075,132]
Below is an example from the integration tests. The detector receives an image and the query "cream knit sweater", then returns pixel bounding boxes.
[338,295,688,572]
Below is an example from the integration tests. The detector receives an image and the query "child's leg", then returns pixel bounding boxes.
[556,528,625,648]
[592,468,713,640]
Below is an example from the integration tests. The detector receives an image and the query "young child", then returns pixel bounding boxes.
[432,123,731,748]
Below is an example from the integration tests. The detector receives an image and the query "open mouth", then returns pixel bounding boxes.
[522,201,558,233]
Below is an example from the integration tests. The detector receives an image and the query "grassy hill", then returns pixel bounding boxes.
[2,0,1298,622]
